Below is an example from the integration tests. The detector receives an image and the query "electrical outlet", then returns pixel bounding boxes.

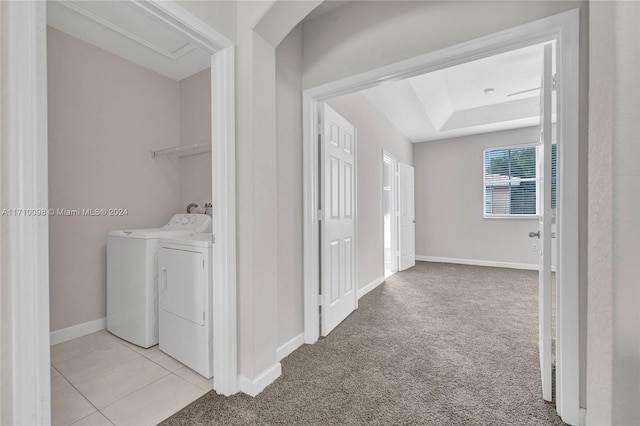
[532,243,538,252]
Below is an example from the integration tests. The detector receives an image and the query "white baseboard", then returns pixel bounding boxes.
[277,333,304,361]
[239,362,282,397]
[50,317,106,346]
[358,275,385,299]
[579,408,586,426]
[415,255,538,271]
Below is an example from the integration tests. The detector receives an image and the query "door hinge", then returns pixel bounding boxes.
[203,311,205,321]
[212,234,216,244]
[552,73,557,91]
[317,209,323,221]
[316,123,322,136]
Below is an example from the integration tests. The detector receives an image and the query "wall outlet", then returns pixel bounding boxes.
[532,243,538,252]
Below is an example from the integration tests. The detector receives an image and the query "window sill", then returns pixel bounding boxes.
[484,215,540,220]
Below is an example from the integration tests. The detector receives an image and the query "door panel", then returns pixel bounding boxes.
[159,247,205,326]
[321,104,357,336]
[537,43,553,402]
[399,163,415,271]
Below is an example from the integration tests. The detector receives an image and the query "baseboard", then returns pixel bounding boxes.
[358,275,385,299]
[239,362,282,397]
[277,333,304,361]
[50,317,106,345]
[415,255,538,271]
[579,408,586,426]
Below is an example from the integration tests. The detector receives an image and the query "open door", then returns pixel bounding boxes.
[532,43,554,402]
[320,104,357,336]
[399,163,415,271]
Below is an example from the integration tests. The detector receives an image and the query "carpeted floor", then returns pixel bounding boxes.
[161,262,564,425]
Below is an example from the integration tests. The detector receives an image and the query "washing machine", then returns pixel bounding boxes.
[158,233,213,378]
[106,214,212,348]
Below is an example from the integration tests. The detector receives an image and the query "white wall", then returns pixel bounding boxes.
[414,127,546,267]
[587,2,640,425]
[275,24,304,348]
[179,68,212,210]
[47,27,182,332]
[327,92,413,289]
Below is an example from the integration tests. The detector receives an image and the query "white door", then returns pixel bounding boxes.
[399,163,415,271]
[320,104,357,336]
[533,43,554,402]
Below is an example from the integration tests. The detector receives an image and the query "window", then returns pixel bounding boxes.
[484,144,556,217]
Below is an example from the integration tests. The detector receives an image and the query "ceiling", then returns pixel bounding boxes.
[361,42,555,143]
[305,0,353,22]
[47,1,211,81]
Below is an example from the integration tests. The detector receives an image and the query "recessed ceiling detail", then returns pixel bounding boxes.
[47,0,211,81]
[362,42,556,142]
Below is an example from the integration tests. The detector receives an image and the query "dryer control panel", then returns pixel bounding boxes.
[164,214,212,233]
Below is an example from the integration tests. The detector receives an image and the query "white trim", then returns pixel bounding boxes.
[276,333,305,361]
[9,2,238,421]
[210,45,238,396]
[358,276,385,299]
[579,408,586,426]
[303,93,320,344]
[239,363,282,397]
[554,10,581,425]
[49,318,106,346]
[8,2,52,425]
[303,9,580,424]
[416,256,538,271]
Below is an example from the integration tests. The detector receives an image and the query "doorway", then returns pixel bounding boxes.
[7,2,236,423]
[302,9,580,424]
[383,153,398,278]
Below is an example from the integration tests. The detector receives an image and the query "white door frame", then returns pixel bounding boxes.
[7,2,237,423]
[303,9,580,425]
[382,151,399,277]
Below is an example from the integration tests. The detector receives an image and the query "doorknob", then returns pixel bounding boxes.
[528,231,540,238]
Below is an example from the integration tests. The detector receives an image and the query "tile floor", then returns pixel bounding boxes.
[51,331,212,426]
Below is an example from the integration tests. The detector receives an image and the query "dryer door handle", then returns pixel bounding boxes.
[162,267,167,291]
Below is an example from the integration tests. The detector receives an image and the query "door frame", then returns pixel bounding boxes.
[7,2,237,423]
[302,9,580,424]
[382,151,399,278]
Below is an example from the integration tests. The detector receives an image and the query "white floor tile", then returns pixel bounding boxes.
[51,366,71,393]
[70,411,114,426]
[51,331,115,365]
[173,366,213,392]
[106,333,157,356]
[141,347,184,372]
[51,385,96,426]
[101,374,206,426]
[55,342,139,384]
[74,357,170,409]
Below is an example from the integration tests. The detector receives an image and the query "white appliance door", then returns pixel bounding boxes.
[399,163,415,271]
[535,43,554,402]
[159,247,205,326]
[320,103,357,337]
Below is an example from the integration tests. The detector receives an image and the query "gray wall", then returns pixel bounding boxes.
[414,127,542,266]
[327,93,413,290]
[179,68,212,210]
[48,27,182,332]
[275,24,304,348]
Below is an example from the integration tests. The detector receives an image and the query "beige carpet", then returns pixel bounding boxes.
[161,262,564,425]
